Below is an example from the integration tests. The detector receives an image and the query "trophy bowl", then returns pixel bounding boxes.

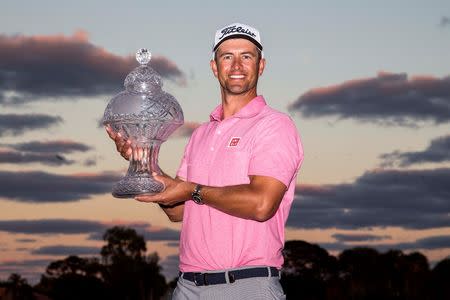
[103,49,184,198]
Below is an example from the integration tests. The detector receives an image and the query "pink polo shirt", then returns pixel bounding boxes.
[176,95,303,272]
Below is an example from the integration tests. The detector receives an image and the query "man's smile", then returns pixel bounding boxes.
[229,74,245,79]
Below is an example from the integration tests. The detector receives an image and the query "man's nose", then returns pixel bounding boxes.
[231,57,242,70]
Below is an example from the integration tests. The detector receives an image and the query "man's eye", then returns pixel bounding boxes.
[223,55,232,60]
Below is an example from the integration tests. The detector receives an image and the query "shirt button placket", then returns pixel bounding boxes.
[212,125,222,151]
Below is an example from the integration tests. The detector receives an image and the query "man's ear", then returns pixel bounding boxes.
[258,58,266,76]
[210,59,218,78]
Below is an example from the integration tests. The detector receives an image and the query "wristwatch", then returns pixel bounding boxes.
[191,184,204,205]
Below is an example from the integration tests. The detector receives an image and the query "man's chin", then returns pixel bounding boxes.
[226,85,249,94]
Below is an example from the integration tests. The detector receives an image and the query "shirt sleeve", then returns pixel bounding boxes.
[176,131,195,181]
[248,114,304,187]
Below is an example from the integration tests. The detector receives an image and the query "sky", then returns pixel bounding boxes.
[0,0,449,283]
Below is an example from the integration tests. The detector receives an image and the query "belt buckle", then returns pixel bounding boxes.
[228,272,236,283]
[194,273,209,286]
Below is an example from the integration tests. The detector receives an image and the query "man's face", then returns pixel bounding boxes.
[211,38,266,96]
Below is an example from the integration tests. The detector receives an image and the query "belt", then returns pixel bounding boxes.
[180,266,279,286]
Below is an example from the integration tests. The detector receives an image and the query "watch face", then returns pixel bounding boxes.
[192,194,203,204]
[192,184,203,205]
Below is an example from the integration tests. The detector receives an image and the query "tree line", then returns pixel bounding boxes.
[1,227,449,300]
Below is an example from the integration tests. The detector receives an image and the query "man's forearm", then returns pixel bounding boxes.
[158,202,184,222]
[136,174,286,222]
[196,176,286,222]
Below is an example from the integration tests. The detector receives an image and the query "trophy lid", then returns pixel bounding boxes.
[103,48,184,127]
[124,48,163,94]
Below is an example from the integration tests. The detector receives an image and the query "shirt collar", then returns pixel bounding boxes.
[209,95,267,121]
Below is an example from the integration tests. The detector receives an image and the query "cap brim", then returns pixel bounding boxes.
[213,34,263,52]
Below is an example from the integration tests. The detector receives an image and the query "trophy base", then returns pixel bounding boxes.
[112,175,164,199]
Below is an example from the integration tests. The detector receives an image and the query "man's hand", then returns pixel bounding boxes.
[105,125,132,160]
[135,173,194,207]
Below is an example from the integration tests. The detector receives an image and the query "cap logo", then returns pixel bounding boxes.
[219,25,256,40]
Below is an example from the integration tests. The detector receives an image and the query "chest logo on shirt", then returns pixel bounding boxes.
[228,137,241,147]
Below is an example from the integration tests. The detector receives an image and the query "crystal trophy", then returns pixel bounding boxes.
[103,49,184,198]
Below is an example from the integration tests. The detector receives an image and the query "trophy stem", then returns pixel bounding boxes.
[112,141,164,198]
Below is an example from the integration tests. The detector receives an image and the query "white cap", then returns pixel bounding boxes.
[212,23,263,57]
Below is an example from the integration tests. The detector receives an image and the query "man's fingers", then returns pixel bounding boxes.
[137,147,144,161]
[105,126,132,161]
[116,138,125,152]
[119,139,131,153]
[105,126,116,139]
[125,148,132,160]
[120,150,131,160]
[135,194,159,202]
[133,147,138,161]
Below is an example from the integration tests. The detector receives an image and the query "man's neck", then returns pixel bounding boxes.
[221,90,257,119]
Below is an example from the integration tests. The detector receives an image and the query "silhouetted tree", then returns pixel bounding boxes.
[282,240,338,300]
[401,252,430,300]
[430,257,450,300]
[6,235,450,299]
[140,253,168,300]
[37,255,109,300]
[336,247,433,300]
[1,273,35,300]
[101,226,147,265]
[338,247,384,300]
[101,226,167,300]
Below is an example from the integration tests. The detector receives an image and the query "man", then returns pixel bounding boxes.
[108,22,303,299]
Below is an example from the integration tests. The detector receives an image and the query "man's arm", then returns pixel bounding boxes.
[135,173,287,222]
[157,176,185,222]
[158,202,184,222]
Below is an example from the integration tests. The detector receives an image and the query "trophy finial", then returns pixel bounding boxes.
[136,48,151,65]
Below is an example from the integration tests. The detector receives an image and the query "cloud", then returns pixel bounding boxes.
[142,228,180,241]
[0,171,120,202]
[3,140,91,153]
[412,235,450,250]
[380,135,450,167]
[171,122,201,138]
[0,140,93,166]
[88,225,180,242]
[0,259,53,283]
[0,219,179,244]
[288,72,450,126]
[332,233,391,242]
[32,245,99,256]
[440,16,450,27]
[0,259,52,271]
[0,113,62,137]
[83,157,97,166]
[166,241,179,248]
[315,241,348,251]
[318,234,450,253]
[16,238,37,243]
[288,168,450,230]
[0,219,107,234]
[0,150,74,166]
[0,30,185,105]
[16,247,30,252]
